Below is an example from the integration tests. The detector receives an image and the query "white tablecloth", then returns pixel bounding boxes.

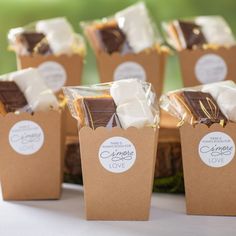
[0,183,235,236]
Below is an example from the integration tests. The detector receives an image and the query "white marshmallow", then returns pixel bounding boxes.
[115,2,156,53]
[36,17,75,54]
[116,99,154,129]
[201,80,236,99]
[217,88,236,121]
[10,68,44,92]
[36,17,73,36]
[110,79,146,106]
[110,79,155,129]
[46,31,74,54]
[195,16,235,46]
[10,68,59,111]
[201,80,236,122]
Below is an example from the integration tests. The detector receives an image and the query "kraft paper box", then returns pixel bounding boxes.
[96,49,166,97]
[17,54,83,136]
[178,46,236,87]
[180,123,236,216]
[79,126,158,220]
[0,110,63,200]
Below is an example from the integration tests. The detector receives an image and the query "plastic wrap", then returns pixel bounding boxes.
[0,68,59,115]
[8,17,86,56]
[162,15,236,51]
[160,80,236,126]
[63,79,159,130]
[81,2,163,55]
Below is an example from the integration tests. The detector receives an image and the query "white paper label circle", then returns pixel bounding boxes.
[98,136,136,173]
[195,54,227,84]
[9,120,44,155]
[198,132,235,168]
[38,61,67,92]
[113,61,146,81]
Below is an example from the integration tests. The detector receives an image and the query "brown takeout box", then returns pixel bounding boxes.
[79,126,158,220]
[180,123,236,216]
[178,46,236,87]
[95,49,166,97]
[0,110,63,200]
[17,54,84,136]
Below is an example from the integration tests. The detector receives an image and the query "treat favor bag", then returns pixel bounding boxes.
[82,2,167,96]
[80,126,158,220]
[64,79,159,220]
[8,17,86,136]
[180,123,236,215]
[0,111,63,200]
[163,16,236,86]
[160,81,236,215]
[0,68,63,200]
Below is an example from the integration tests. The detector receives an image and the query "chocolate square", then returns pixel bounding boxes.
[20,32,46,53]
[0,81,28,113]
[183,91,227,126]
[96,23,129,54]
[177,21,207,49]
[83,96,121,129]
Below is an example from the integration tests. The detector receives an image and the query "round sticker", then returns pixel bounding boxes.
[198,132,235,168]
[195,54,227,84]
[38,61,67,92]
[98,136,136,173]
[9,120,44,155]
[113,61,146,81]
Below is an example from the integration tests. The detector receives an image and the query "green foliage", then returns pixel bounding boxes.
[153,172,185,193]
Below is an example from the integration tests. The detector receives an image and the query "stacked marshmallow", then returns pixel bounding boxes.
[110,79,156,129]
[9,68,59,112]
[115,2,158,53]
[195,16,235,46]
[36,17,83,55]
[201,80,236,122]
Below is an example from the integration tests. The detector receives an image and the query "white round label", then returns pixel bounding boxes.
[113,61,146,81]
[198,132,235,168]
[9,120,44,155]
[38,61,67,92]
[195,54,227,84]
[98,136,136,173]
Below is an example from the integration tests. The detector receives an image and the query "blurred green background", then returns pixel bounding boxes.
[1,0,236,92]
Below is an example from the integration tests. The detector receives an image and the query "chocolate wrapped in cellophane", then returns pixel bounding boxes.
[63,79,159,130]
[0,68,59,115]
[81,2,164,55]
[8,17,86,56]
[162,15,236,51]
[159,80,236,127]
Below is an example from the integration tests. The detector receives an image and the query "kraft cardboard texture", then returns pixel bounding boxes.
[178,46,236,87]
[79,126,158,220]
[180,123,236,216]
[0,111,63,200]
[17,54,83,136]
[96,49,166,97]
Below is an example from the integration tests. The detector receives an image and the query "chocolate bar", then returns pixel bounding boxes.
[83,96,121,129]
[96,23,131,54]
[20,32,45,53]
[0,81,28,113]
[183,91,227,126]
[177,21,207,49]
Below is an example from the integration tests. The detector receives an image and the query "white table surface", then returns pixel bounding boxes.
[0,183,235,236]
